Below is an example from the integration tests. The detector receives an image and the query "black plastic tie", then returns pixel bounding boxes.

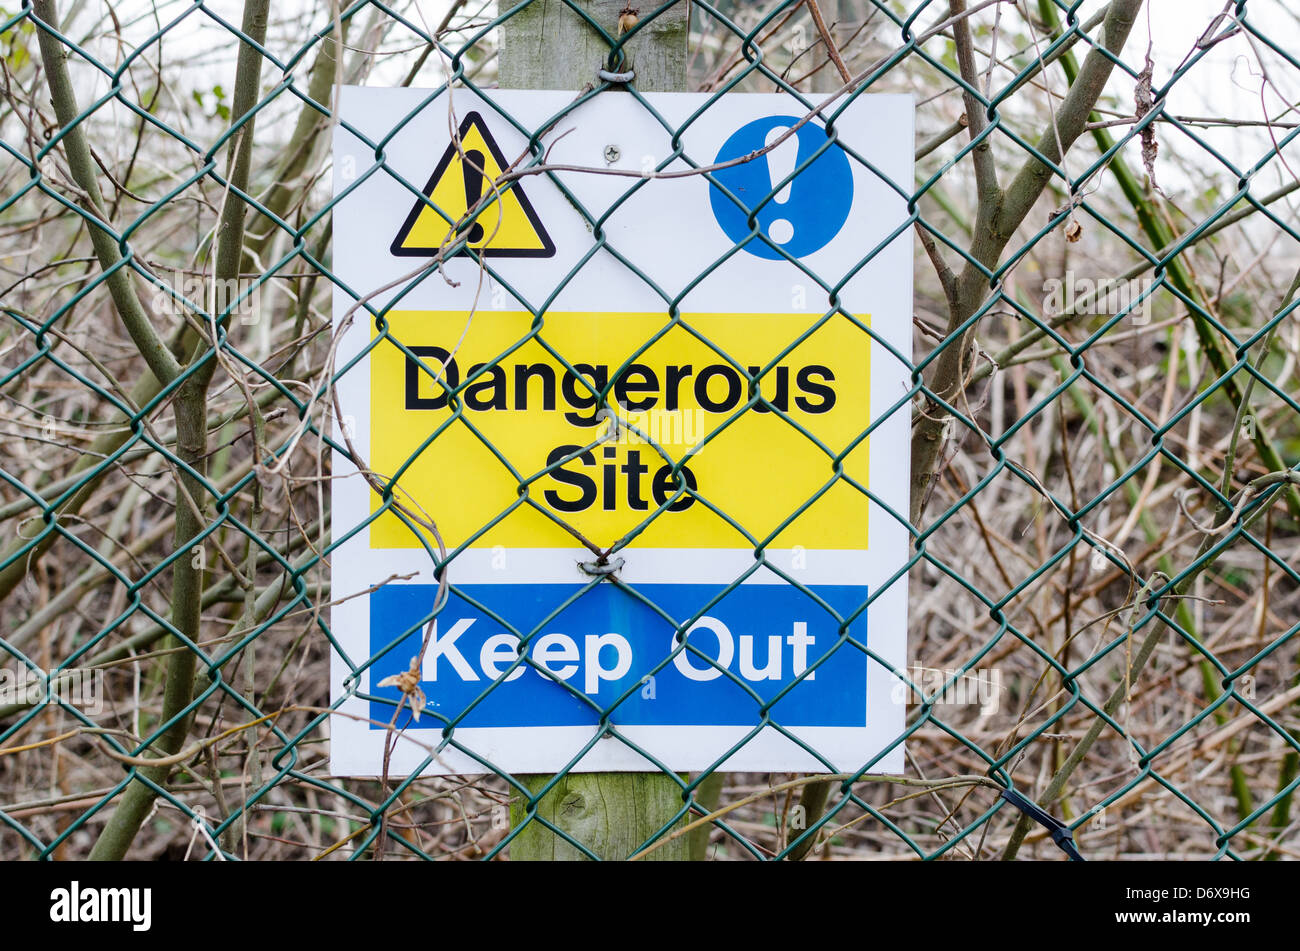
[1000,787,1084,861]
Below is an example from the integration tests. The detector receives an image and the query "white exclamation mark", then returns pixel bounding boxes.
[765,125,799,246]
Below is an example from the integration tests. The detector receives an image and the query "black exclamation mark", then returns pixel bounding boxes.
[462,149,486,244]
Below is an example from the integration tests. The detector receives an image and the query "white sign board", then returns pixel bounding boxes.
[330,86,912,776]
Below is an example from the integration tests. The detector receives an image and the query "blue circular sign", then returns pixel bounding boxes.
[709,115,854,260]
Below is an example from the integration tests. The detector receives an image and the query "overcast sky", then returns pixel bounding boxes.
[24,1,1300,212]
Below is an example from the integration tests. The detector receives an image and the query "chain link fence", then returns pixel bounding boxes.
[1,0,1299,860]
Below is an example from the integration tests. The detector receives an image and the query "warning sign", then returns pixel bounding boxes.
[330,88,913,777]
[390,111,555,258]
[370,309,869,551]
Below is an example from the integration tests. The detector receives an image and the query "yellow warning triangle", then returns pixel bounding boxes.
[390,111,555,258]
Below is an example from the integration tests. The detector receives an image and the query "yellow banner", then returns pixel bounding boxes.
[368,310,871,550]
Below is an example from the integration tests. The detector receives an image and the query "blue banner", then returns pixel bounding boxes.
[368,582,869,729]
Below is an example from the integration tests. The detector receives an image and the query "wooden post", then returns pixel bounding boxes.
[499,0,688,92]
[497,0,694,861]
[810,0,852,94]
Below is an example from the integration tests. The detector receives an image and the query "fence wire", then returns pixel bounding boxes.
[2,0,1299,860]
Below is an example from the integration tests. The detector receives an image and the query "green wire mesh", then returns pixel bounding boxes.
[1,0,1299,860]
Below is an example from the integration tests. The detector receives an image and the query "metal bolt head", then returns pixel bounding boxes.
[603,144,621,164]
